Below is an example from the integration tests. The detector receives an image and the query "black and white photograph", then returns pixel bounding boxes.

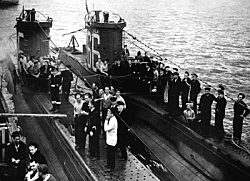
[0,0,249,180]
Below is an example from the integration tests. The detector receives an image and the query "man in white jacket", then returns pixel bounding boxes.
[104,109,118,172]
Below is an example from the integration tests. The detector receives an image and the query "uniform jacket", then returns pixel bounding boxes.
[190,80,201,96]
[234,100,250,117]
[29,150,47,165]
[61,70,73,85]
[88,108,101,134]
[215,97,227,116]
[50,73,62,88]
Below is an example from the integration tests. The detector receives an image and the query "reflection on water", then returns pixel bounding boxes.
[0,0,250,139]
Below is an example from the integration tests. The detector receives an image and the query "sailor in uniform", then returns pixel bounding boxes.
[233,93,250,144]
[122,44,130,60]
[49,67,62,113]
[190,73,201,114]
[214,89,227,140]
[81,93,91,150]
[168,72,182,112]
[7,131,27,181]
[199,86,215,136]
[61,65,73,102]
[104,109,118,172]
[116,101,130,161]
[181,71,192,110]
[73,93,84,150]
[88,101,101,160]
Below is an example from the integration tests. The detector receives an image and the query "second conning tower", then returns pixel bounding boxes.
[84,10,126,72]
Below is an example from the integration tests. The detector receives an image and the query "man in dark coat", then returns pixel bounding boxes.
[110,59,124,76]
[199,87,215,136]
[88,101,101,160]
[214,89,227,140]
[28,142,47,165]
[233,93,250,144]
[39,60,52,92]
[61,65,73,102]
[140,63,154,94]
[49,67,62,112]
[168,72,182,112]
[190,73,201,114]
[7,131,27,181]
[81,93,91,150]
[181,71,192,110]
[115,101,130,161]
[122,45,130,60]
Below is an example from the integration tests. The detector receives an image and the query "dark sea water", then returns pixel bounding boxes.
[1,0,250,139]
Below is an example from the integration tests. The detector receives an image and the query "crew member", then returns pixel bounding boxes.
[61,65,73,102]
[233,93,250,144]
[116,101,130,161]
[181,71,191,110]
[168,72,182,112]
[122,45,130,60]
[29,60,40,91]
[101,86,112,138]
[24,160,40,181]
[183,102,195,126]
[91,82,99,100]
[199,86,215,136]
[88,101,101,160]
[73,93,84,150]
[49,67,62,113]
[190,73,201,114]
[39,60,52,92]
[28,142,47,165]
[81,93,91,150]
[7,131,27,181]
[38,164,57,181]
[115,89,126,109]
[214,89,227,140]
[104,109,118,172]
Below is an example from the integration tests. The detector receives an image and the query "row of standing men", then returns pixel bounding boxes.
[96,51,250,144]
[73,84,129,172]
[19,53,74,113]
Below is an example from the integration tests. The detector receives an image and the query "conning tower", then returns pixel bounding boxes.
[15,8,53,57]
[85,10,126,72]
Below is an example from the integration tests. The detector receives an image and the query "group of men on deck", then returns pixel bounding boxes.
[17,48,250,177]
[73,84,129,172]
[19,52,74,113]
[94,47,249,144]
[4,131,56,181]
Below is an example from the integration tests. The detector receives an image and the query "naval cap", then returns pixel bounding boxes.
[191,73,198,77]
[204,86,211,91]
[173,72,179,76]
[116,101,125,106]
[238,93,245,99]
[173,68,178,72]
[218,89,224,95]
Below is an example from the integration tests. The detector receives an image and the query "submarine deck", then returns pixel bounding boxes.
[60,48,250,167]
[10,88,70,180]
[14,85,161,181]
[59,48,250,180]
